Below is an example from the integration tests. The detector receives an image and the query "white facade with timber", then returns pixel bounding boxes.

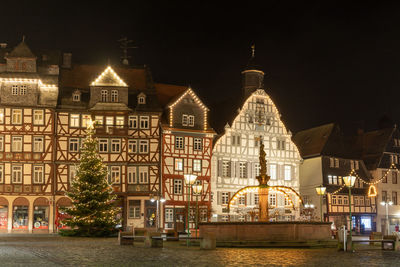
[211,54,302,222]
[160,87,215,232]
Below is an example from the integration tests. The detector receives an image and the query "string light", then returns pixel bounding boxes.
[91,66,127,87]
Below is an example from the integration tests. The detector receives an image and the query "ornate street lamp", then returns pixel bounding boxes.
[380,199,393,236]
[184,174,197,246]
[343,176,356,250]
[150,194,166,232]
[315,185,326,222]
[192,184,203,238]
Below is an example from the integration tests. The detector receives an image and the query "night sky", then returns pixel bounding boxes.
[1,1,400,134]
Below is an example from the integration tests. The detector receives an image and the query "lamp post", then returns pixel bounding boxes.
[192,184,203,238]
[315,185,327,222]
[150,194,166,232]
[303,203,315,221]
[184,174,197,246]
[343,175,356,251]
[380,199,393,236]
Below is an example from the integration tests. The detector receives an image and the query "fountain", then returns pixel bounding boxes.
[199,143,334,247]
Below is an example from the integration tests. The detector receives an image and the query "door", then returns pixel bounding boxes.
[144,200,157,228]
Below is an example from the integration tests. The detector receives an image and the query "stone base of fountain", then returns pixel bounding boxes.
[199,221,335,248]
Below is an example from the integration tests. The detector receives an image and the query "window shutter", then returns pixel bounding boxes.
[291,166,295,180]
[218,160,222,177]
[217,191,221,205]
[247,162,252,179]
[230,161,235,178]
[235,161,240,178]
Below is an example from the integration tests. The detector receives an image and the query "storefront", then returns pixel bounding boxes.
[33,197,50,232]
[55,197,72,230]
[13,197,29,231]
[0,197,8,232]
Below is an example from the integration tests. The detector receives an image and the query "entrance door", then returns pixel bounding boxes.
[174,208,185,233]
[144,200,157,228]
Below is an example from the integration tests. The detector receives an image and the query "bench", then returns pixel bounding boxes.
[118,231,147,245]
[352,239,396,250]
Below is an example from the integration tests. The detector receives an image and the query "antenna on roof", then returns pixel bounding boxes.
[117,37,137,66]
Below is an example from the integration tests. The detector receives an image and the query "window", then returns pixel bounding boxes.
[222,161,230,177]
[69,165,76,184]
[72,91,80,102]
[70,114,80,127]
[33,165,44,184]
[335,158,340,168]
[33,110,44,125]
[193,159,201,172]
[175,158,184,171]
[19,85,27,95]
[12,85,18,95]
[269,164,277,180]
[105,116,113,133]
[188,115,195,127]
[139,140,149,154]
[0,165,3,183]
[138,167,148,184]
[359,196,365,206]
[277,140,285,150]
[128,140,137,153]
[330,157,339,168]
[175,136,184,149]
[138,96,146,104]
[221,192,229,205]
[165,208,174,223]
[12,109,22,124]
[174,179,183,195]
[182,115,188,126]
[255,163,260,177]
[111,90,118,102]
[343,196,348,205]
[231,135,241,146]
[269,194,276,206]
[127,167,136,184]
[254,193,259,205]
[338,196,343,205]
[12,136,22,152]
[128,200,140,219]
[95,116,103,126]
[193,138,202,151]
[110,139,121,153]
[33,137,44,152]
[382,190,387,202]
[0,136,4,152]
[12,165,23,183]
[239,195,246,205]
[140,116,149,129]
[81,114,91,128]
[382,170,387,183]
[99,139,108,153]
[332,195,337,205]
[101,90,108,102]
[129,116,138,129]
[68,138,79,152]
[239,162,247,178]
[391,155,399,164]
[115,116,124,128]
[393,171,398,184]
[284,165,292,181]
[0,109,4,124]
[109,166,120,184]
[393,192,398,205]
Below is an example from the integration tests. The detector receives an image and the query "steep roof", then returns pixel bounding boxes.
[361,127,395,170]
[292,123,335,159]
[6,41,36,58]
[154,83,187,107]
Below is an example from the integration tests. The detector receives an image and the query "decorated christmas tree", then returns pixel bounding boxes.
[60,121,121,236]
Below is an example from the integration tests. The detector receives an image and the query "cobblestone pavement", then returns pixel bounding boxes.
[0,235,399,267]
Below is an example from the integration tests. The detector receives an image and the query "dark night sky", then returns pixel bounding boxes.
[1,1,400,134]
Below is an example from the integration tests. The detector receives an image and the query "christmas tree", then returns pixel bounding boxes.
[60,121,121,236]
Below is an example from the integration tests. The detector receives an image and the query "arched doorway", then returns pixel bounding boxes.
[0,197,9,231]
[12,197,29,230]
[33,197,50,231]
[56,197,72,230]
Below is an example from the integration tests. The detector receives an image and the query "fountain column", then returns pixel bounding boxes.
[256,142,270,222]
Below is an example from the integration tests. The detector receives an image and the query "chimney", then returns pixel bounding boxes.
[0,43,7,49]
[62,53,72,68]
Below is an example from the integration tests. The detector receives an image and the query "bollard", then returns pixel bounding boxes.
[200,232,216,250]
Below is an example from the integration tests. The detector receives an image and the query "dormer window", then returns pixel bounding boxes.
[101,90,108,102]
[111,90,118,102]
[20,85,27,95]
[138,93,146,105]
[72,90,81,102]
[12,85,18,95]
[182,114,194,127]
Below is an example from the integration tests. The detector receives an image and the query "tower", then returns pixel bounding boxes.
[241,44,265,100]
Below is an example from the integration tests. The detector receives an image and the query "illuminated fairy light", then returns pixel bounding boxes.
[0,78,57,88]
[90,66,127,87]
[368,185,377,197]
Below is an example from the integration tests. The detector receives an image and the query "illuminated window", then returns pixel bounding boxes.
[0,109,4,124]
[269,194,276,206]
[175,158,184,171]
[128,140,137,153]
[116,116,124,128]
[182,114,188,126]
[254,193,259,205]
[165,209,174,222]
[69,165,76,184]
[193,159,201,172]
[95,116,103,126]
[269,164,277,180]
[221,192,229,204]
[222,161,230,177]
[70,114,80,127]
[255,163,260,177]
[0,165,4,183]
[12,109,22,124]
[239,162,247,178]
[12,85,18,95]
[81,114,91,128]
[109,166,120,184]
[284,165,291,181]
[33,110,44,125]
[20,85,27,95]
[72,91,80,102]
[193,138,202,151]
[0,136,4,151]
[138,96,146,104]
[12,136,23,152]
[128,200,140,219]
[239,195,246,205]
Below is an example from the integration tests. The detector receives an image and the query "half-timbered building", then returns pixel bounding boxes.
[159,87,215,232]
[294,123,377,233]
[0,40,60,233]
[211,52,302,222]
[56,64,163,231]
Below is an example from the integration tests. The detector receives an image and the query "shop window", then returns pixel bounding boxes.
[0,205,7,229]
[33,206,49,229]
[128,200,141,219]
[13,206,28,229]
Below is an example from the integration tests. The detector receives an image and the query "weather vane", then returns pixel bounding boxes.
[117,37,137,66]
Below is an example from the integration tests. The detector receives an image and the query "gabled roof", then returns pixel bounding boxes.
[6,41,36,58]
[154,83,187,107]
[293,123,335,159]
[90,66,128,87]
[166,87,209,110]
[361,127,395,170]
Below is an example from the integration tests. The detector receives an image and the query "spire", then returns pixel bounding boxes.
[241,44,265,99]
